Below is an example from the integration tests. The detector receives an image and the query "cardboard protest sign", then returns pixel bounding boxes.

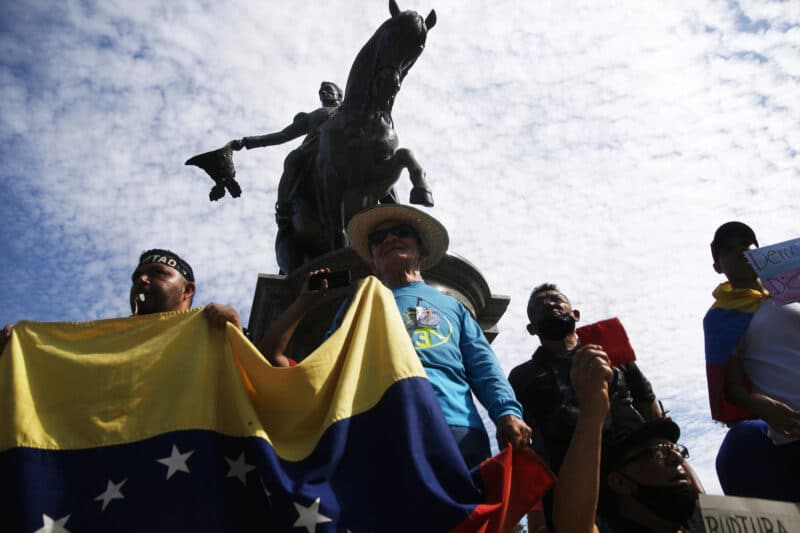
[699,494,800,533]
[745,238,800,305]
[575,317,636,366]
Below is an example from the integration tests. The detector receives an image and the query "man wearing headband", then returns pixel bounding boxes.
[1,249,241,358]
[130,248,241,329]
[347,205,531,468]
[130,249,196,316]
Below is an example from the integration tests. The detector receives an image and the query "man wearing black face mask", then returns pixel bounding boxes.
[597,419,702,532]
[508,283,662,477]
[551,345,701,533]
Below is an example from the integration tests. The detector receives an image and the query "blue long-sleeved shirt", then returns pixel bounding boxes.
[390,281,522,430]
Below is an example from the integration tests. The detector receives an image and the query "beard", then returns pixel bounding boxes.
[536,313,576,341]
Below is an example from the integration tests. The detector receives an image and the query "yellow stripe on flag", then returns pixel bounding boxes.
[0,276,427,462]
[230,276,426,460]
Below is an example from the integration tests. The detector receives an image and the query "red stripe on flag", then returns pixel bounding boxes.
[707,364,755,423]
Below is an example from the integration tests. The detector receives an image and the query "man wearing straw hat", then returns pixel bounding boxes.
[347,205,531,468]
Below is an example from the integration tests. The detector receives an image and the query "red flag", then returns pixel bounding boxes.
[453,445,555,533]
[576,317,636,366]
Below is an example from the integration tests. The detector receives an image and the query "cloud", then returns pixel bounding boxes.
[1,0,799,495]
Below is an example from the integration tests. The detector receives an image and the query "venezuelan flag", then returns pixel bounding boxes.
[703,281,767,423]
[0,276,552,532]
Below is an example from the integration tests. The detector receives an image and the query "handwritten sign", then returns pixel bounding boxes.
[699,494,800,533]
[745,237,800,305]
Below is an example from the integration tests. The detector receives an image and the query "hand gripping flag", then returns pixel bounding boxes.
[0,276,553,532]
[703,282,767,423]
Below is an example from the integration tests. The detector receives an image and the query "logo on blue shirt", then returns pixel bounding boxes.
[403,308,453,349]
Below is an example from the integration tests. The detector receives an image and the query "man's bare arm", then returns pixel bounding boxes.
[256,269,329,368]
[551,345,612,533]
[726,350,800,438]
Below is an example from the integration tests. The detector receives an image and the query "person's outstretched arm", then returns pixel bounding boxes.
[551,345,612,533]
[257,269,329,367]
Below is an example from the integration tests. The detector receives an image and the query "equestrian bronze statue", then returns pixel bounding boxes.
[187,1,436,274]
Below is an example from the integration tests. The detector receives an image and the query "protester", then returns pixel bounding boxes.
[508,283,662,476]
[256,268,331,367]
[1,249,242,357]
[703,221,800,498]
[130,248,241,328]
[596,420,702,532]
[346,205,531,468]
[703,221,765,424]
[552,347,702,533]
[264,206,531,466]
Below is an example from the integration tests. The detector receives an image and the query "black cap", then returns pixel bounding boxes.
[603,418,681,469]
[710,221,758,260]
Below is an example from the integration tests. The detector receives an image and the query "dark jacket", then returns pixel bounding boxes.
[508,345,656,474]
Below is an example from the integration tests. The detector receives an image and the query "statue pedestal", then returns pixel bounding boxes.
[247,249,510,362]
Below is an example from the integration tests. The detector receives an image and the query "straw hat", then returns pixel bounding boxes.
[346,205,449,270]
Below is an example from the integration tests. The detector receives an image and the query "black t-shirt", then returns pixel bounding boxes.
[508,345,656,474]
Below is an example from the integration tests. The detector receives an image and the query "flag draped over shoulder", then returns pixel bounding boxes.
[703,282,767,423]
[1,276,553,533]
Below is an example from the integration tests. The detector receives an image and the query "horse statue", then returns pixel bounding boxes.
[315,0,436,252]
[186,1,435,274]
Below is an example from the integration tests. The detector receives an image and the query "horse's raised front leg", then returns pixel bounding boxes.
[394,147,433,206]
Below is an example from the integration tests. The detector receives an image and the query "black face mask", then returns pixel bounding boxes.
[631,481,698,524]
[536,314,576,341]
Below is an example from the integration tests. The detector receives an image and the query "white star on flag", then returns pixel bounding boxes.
[34,513,71,533]
[225,451,255,485]
[157,444,194,479]
[293,497,332,533]
[94,478,127,511]
[259,475,272,505]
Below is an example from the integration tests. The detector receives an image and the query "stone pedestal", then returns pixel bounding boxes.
[247,248,510,362]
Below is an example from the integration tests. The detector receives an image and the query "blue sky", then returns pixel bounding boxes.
[1,0,799,494]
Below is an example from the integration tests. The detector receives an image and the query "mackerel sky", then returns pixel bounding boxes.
[1,0,799,494]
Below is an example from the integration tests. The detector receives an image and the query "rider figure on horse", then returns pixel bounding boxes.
[231,81,343,230]
[230,81,343,272]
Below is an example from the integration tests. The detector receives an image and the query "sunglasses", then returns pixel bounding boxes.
[368,224,419,246]
[620,442,689,466]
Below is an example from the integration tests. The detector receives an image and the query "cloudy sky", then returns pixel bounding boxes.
[2,0,799,495]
